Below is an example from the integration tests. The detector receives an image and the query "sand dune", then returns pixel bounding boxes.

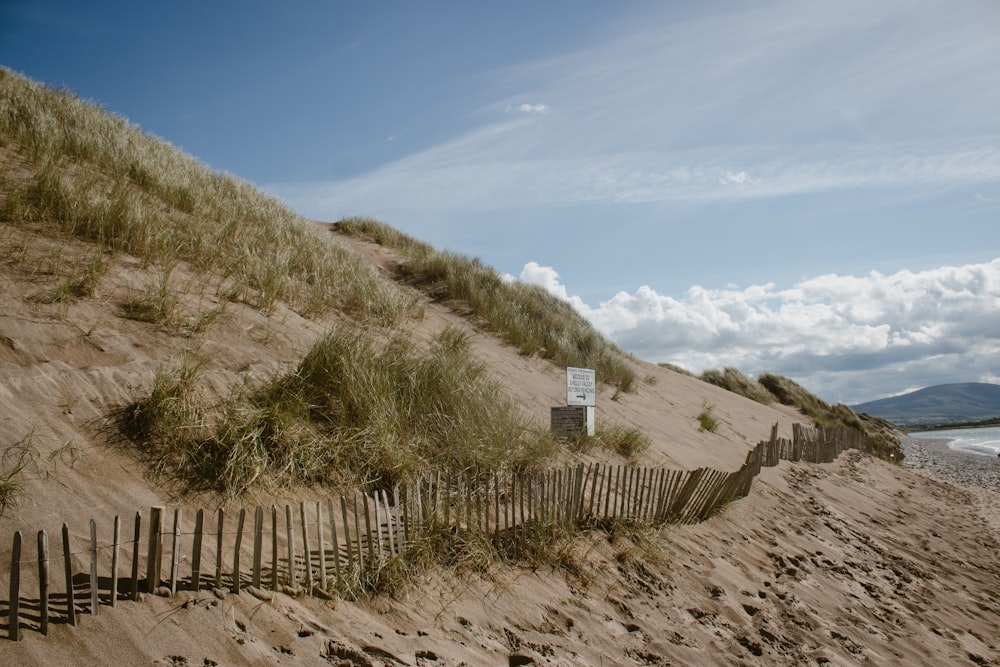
[1,222,998,665]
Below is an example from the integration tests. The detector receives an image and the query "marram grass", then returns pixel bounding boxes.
[337,217,637,392]
[0,67,418,325]
[117,326,560,497]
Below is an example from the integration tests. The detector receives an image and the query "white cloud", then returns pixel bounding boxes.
[518,262,591,314]
[722,170,756,186]
[519,258,1000,404]
[507,103,550,114]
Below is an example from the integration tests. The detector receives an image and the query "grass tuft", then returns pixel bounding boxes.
[699,367,773,404]
[336,217,636,392]
[116,325,560,497]
[696,404,719,433]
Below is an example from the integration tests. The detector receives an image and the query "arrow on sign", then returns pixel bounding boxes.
[576,394,587,401]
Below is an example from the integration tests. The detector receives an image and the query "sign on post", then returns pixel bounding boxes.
[566,367,596,407]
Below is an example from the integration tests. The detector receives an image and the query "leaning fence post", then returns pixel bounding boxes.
[146,506,164,594]
[299,502,312,595]
[232,508,246,594]
[215,509,224,588]
[130,512,141,602]
[8,531,21,641]
[191,509,204,593]
[38,529,49,635]
[316,501,327,590]
[328,498,342,585]
[285,504,296,588]
[110,516,120,607]
[353,495,365,578]
[252,506,263,590]
[340,496,353,571]
[89,519,99,615]
[62,523,76,626]
[271,506,279,592]
[169,509,181,596]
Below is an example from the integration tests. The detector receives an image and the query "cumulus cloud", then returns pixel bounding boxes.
[518,258,1000,403]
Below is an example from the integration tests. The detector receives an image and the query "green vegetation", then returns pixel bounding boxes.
[336,217,636,392]
[117,326,560,497]
[569,423,651,459]
[758,373,901,459]
[699,367,773,404]
[696,404,719,433]
[0,432,36,519]
[658,362,694,377]
[0,67,417,325]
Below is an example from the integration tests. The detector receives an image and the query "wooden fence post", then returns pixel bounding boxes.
[383,490,395,556]
[340,496,353,571]
[110,516,120,607]
[232,508,246,594]
[252,506,263,590]
[38,529,48,635]
[328,498,342,585]
[169,509,181,596]
[62,523,76,626]
[191,509,204,593]
[373,493,385,559]
[271,506,279,592]
[146,506,163,594]
[299,502,312,595]
[316,501,326,591]
[215,509,224,588]
[89,519,99,615]
[130,512,141,603]
[8,531,21,641]
[285,504,296,587]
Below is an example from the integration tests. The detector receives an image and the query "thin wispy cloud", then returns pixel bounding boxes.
[272,0,1000,219]
[519,259,1000,404]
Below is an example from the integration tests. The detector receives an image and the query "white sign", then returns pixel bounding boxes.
[566,367,596,407]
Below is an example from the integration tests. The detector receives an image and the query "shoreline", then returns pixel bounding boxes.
[902,435,1000,490]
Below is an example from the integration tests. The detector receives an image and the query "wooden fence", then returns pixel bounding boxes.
[1,423,881,640]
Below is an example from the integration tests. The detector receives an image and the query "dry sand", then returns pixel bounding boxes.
[1,223,999,665]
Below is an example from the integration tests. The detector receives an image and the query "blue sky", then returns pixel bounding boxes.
[3,0,999,404]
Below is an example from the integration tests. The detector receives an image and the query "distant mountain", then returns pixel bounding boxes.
[850,382,1000,428]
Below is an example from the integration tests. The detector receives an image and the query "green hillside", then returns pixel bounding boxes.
[850,382,1000,428]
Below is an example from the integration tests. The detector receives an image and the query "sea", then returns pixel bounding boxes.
[908,425,1000,457]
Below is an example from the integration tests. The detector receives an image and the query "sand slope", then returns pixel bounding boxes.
[1,220,998,665]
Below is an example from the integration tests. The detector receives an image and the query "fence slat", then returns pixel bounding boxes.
[353,495,365,577]
[271,506,279,592]
[300,502,313,595]
[232,508,246,594]
[215,509,224,588]
[9,531,21,641]
[63,523,76,626]
[169,509,181,596]
[316,501,327,590]
[110,516,120,606]
[38,530,48,635]
[130,513,141,603]
[285,505,296,588]
[328,498,341,585]
[89,519,99,614]
[191,509,204,593]
[146,506,164,594]
[340,496,353,571]
[252,507,263,590]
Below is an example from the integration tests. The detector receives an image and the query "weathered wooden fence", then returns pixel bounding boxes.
[1,423,881,640]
